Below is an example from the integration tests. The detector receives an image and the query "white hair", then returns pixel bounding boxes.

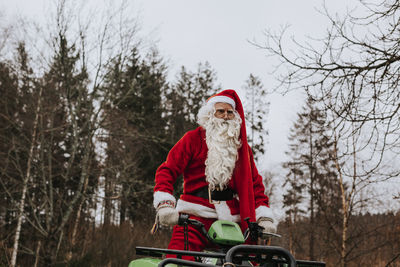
[197,103,214,128]
[198,103,242,190]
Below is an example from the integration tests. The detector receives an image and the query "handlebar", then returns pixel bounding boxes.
[243,217,281,241]
[156,214,296,267]
[178,214,212,242]
[178,214,280,243]
[178,213,199,226]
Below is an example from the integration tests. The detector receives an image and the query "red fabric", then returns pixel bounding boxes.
[154,128,209,196]
[166,215,216,261]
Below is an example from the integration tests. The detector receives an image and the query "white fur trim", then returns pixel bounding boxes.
[207,96,236,109]
[255,205,275,222]
[176,199,218,218]
[153,191,176,209]
[176,199,241,222]
[214,201,241,222]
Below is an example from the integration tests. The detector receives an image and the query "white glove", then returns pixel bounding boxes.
[157,206,179,226]
[258,217,277,239]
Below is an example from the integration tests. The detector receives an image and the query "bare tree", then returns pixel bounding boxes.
[2,0,143,265]
[256,0,400,182]
[10,71,43,267]
[332,123,365,267]
[256,1,400,265]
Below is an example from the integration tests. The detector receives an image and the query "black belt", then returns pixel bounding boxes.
[192,187,236,202]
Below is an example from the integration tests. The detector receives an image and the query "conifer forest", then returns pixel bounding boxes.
[1,1,399,266]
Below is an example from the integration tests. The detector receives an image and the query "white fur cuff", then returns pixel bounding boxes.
[255,205,275,222]
[153,191,176,209]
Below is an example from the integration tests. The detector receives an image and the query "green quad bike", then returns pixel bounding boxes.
[129,214,325,267]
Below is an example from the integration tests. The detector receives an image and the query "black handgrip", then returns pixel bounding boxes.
[178,213,190,225]
[244,217,264,242]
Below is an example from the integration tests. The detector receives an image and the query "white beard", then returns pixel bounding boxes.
[204,115,242,190]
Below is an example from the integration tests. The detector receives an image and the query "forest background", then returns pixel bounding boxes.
[1,0,400,266]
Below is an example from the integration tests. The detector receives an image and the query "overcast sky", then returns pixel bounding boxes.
[1,0,359,171]
[133,0,353,172]
[4,0,399,218]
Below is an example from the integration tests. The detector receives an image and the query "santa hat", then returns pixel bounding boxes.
[206,94,236,109]
[206,90,256,229]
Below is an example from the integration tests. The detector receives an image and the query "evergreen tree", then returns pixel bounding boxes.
[165,62,219,143]
[0,45,29,261]
[0,43,44,266]
[242,74,269,160]
[0,36,101,266]
[161,62,219,198]
[282,96,340,260]
[101,48,169,223]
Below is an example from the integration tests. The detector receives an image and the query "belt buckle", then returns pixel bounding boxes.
[208,187,220,205]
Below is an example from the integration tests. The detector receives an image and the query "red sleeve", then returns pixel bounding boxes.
[154,131,194,194]
[248,146,270,209]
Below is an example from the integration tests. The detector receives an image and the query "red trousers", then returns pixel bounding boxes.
[166,215,217,261]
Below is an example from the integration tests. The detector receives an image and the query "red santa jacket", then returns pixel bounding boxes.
[153,127,274,223]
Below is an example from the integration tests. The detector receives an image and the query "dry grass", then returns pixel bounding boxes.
[68,219,173,267]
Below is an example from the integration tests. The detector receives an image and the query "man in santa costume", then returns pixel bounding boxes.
[153,89,276,259]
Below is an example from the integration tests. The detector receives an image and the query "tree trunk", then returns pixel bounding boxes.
[308,116,315,260]
[103,177,112,227]
[310,183,315,260]
[341,210,348,267]
[120,189,127,224]
[10,86,43,267]
[334,134,353,267]
[67,174,89,261]
[34,241,41,267]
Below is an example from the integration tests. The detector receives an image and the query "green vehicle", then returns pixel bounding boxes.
[128,215,325,267]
